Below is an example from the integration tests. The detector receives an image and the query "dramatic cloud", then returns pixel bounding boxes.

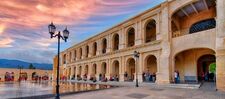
[0,0,165,63]
[0,37,14,48]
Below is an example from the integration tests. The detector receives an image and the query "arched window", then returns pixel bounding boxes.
[93,42,97,56]
[74,50,76,60]
[145,20,156,43]
[127,28,135,47]
[102,38,107,54]
[69,52,72,62]
[113,33,119,51]
[189,18,216,34]
[79,48,82,59]
[86,45,89,58]
[63,54,66,64]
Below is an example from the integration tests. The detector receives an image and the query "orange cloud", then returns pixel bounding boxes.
[0,38,14,48]
[0,0,99,28]
[0,24,6,35]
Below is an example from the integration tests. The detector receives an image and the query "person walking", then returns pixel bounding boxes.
[174,71,178,84]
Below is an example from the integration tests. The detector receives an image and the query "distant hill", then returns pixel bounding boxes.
[0,59,52,70]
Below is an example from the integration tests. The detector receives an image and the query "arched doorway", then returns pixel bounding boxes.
[197,55,216,82]
[92,64,97,76]
[126,58,135,81]
[112,60,120,81]
[84,65,89,75]
[144,55,157,82]
[112,33,119,51]
[78,66,82,76]
[68,67,71,79]
[127,28,135,47]
[145,20,156,43]
[174,48,215,83]
[101,62,107,76]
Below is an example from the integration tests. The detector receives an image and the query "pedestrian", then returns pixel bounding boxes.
[174,71,178,83]
[99,73,102,81]
[124,72,128,81]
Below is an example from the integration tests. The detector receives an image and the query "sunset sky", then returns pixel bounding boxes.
[0,0,165,64]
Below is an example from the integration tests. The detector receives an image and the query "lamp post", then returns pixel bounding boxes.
[48,22,69,99]
[133,51,140,87]
[18,65,23,82]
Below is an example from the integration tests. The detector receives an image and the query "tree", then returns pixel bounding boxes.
[209,62,216,74]
[29,63,36,69]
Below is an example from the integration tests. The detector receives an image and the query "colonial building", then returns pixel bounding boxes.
[53,0,225,91]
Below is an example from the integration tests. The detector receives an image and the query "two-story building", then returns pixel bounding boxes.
[53,0,225,91]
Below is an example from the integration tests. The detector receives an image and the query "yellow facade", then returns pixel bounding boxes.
[53,0,225,91]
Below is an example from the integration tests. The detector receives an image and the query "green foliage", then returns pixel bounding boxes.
[29,63,36,69]
[209,62,216,74]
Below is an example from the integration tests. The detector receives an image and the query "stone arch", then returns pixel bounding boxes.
[74,50,76,60]
[189,18,216,34]
[174,48,215,83]
[112,60,120,80]
[126,58,135,81]
[143,55,157,82]
[144,19,156,43]
[101,62,107,76]
[102,38,107,54]
[197,54,216,82]
[63,54,66,64]
[73,66,76,77]
[92,63,97,75]
[84,65,89,75]
[85,45,89,58]
[112,33,119,51]
[127,27,135,47]
[171,0,216,38]
[78,66,82,76]
[79,48,82,59]
[69,51,72,62]
[93,42,97,56]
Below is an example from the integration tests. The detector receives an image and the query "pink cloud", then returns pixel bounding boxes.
[0,37,14,48]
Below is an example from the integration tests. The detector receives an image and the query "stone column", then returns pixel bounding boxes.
[75,65,79,80]
[88,43,93,57]
[216,0,225,91]
[135,20,143,45]
[157,3,171,84]
[106,60,110,79]
[119,57,125,82]
[70,66,74,80]
[81,47,85,59]
[96,62,101,81]
[156,13,161,40]
[119,28,126,49]
[97,40,102,55]
[105,35,110,53]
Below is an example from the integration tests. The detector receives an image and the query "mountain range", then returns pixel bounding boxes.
[0,59,52,70]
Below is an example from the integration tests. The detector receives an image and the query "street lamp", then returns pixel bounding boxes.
[18,65,23,82]
[133,51,140,87]
[48,22,69,99]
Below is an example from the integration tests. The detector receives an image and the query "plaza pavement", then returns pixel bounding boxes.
[60,85,225,99]
[56,80,225,99]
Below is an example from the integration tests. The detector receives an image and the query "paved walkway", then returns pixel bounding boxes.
[60,86,225,99]
[66,80,201,89]
[46,80,225,99]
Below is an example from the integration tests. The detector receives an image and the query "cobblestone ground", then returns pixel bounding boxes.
[60,85,225,99]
